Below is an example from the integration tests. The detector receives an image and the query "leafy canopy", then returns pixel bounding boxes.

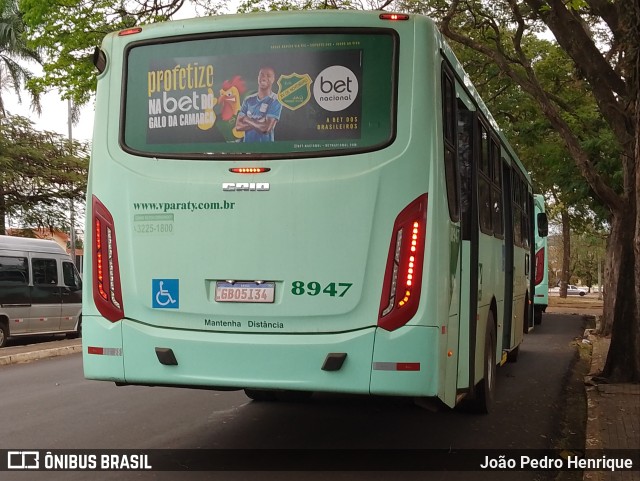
[0,114,89,234]
[19,0,188,106]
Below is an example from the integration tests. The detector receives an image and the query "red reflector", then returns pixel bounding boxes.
[379,13,410,21]
[118,27,142,36]
[396,363,421,371]
[373,362,421,371]
[88,346,104,355]
[229,167,271,174]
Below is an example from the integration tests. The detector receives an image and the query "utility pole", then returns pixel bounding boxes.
[68,98,77,267]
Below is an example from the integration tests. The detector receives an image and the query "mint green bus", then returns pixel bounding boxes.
[533,194,549,324]
[83,11,533,413]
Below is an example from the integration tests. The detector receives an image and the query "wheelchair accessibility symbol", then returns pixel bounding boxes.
[152,279,179,309]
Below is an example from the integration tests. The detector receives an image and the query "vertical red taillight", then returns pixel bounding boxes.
[535,247,545,286]
[378,194,428,331]
[92,195,124,322]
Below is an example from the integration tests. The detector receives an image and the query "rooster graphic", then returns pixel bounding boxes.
[216,76,247,141]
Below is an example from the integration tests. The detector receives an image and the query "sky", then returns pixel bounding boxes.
[4,86,95,142]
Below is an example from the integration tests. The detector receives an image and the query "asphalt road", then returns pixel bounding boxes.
[0,313,586,481]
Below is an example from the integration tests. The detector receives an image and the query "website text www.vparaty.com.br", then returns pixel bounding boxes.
[133,200,235,213]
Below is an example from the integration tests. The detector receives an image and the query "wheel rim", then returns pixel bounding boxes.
[487,345,494,388]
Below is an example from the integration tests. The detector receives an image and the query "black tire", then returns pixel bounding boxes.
[469,312,496,414]
[244,389,277,402]
[523,295,531,333]
[534,307,543,325]
[0,322,8,348]
[66,317,82,339]
[506,344,519,363]
[579,292,586,297]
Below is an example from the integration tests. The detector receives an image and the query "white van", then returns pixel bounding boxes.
[0,235,82,347]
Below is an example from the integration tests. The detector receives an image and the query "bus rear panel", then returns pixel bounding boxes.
[83,11,531,409]
[533,194,549,324]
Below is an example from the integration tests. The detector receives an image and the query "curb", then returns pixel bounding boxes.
[0,344,83,366]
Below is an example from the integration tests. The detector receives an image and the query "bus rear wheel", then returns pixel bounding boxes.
[67,316,82,339]
[534,307,543,325]
[468,312,496,414]
[275,390,313,402]
[0,322,8,348]
[244,389,277,402]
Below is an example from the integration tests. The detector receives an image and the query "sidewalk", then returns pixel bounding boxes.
[582,333,640,481]
[0,337,82,366]
[546,301,640,481]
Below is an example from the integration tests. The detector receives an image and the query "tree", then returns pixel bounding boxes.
[19,0,189,107]
[572,231,607,289]
[448,36,617,298]
[401,0,638,382]
[0,114,89,234]
[0,0,41,116]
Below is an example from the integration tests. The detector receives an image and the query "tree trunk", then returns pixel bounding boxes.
[603,1,640,380]
[600,203,640,382]
[631,55,640,382]
[632,8,640,382]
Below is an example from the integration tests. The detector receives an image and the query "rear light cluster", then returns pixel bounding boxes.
[229,167,270,174]
[379,13,410,21]
[92,196,124,322]
[378,194,428,331]
[118,27,142,36]
[535,247,545,285]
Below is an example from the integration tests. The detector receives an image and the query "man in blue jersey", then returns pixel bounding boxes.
[235,66,282,142]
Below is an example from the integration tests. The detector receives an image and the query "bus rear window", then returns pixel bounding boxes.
[123,30,396,158]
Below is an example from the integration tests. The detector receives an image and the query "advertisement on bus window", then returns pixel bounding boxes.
[123,32,395,156]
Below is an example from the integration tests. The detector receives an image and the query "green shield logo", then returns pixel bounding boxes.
[277,73,312,111]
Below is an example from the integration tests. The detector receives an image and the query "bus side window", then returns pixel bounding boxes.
[478,123,493,235]
[511,168,523,247]
[491,139,503,237]
[442,66,459,222]
[522,188,531,249]
[457,102,473,240]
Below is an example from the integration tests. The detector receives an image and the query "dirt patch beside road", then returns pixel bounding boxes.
[547,296,603,317]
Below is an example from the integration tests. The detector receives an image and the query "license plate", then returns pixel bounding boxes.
[215,282,275,303]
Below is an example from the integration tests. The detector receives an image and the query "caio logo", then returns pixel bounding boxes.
[313,66,358,112]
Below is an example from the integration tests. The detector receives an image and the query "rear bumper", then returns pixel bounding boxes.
[82,316,440,396]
